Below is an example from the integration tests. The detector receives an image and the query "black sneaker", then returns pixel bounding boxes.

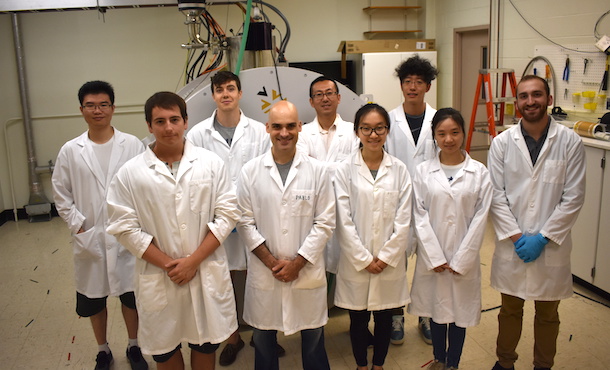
[492,361,515,370]
[219,338,245,366]
[249,337,286,357]
[94,351,113,370]
[126,346,148,370]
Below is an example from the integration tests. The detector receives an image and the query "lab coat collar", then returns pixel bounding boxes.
[144,138,195,182]
[76,128,127,189]
[512,116,558,169]
[427,150,474,191]
[353,149,393,185]
[395,102,435,156]
[262,148,303,191]
[200,109,251,147]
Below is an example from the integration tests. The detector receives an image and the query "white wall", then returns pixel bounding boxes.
[1,0,608,212]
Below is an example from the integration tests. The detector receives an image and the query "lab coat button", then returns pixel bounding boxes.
[176,193,182,199]
[180,224,187,230]
[282,200,287,205]
[282,229,288,234]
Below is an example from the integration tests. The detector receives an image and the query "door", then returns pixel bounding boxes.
[454,26,489,165]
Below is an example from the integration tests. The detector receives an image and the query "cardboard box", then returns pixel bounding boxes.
[337,39,436,54]
[337,39,435,78]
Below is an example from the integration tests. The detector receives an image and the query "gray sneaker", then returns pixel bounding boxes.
[390,315,405,345]
[419,317,433,345]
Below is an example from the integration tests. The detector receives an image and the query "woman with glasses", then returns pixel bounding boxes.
[408,108,492,370]
[333,103,412,370]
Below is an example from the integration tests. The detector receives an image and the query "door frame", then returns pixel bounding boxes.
[453,25,490,109]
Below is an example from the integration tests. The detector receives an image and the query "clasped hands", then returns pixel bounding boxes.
[365,257,388,274]
[513,233,548,263]
[165,256,198,286]
[432,263,460,275]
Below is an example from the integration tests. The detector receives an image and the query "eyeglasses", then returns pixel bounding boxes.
[311,91,338,100]
[402,79,427,87]
[359,126,388,136]
[82,103,112,111]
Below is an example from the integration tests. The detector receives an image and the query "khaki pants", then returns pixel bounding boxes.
[496,293,560,369]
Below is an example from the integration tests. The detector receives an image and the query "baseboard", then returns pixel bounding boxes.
[573,274,610,302]
[0,205,59,227]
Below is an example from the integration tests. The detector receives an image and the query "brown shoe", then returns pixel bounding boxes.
[219,338,245,366]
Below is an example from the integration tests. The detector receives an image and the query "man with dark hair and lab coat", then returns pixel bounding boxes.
[488,75,585,370]
[52,80,147,370]
[107,91,240,370]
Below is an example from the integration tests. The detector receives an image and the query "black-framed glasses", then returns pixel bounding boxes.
[82,103,112,111]
[311,91,338,100]
[359,126,388,136]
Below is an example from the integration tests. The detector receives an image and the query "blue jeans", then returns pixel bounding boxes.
[252,327,330,370]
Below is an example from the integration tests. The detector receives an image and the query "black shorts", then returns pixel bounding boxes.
[152,343,220,363]
[75,291,136,317]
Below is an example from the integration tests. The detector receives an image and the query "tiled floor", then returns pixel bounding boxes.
[1,217,608,369]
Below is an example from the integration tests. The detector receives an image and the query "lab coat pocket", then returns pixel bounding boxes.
[189,179,212,214]
[544,241,571,267]
[137,273,168,312]
[203,260,233,299]
[542,160,567,184]
[72,227,103,261]
[383,191,399,219]
[247,258,275,290]
[293,264,326,290]
[290,189,314,217]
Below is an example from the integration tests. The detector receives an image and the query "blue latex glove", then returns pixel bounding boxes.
[513,235,526,249]
[515,233,548,263]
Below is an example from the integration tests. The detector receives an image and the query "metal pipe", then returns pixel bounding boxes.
[11,12,51,212]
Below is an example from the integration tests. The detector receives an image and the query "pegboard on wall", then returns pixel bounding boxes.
[530,44,609,114]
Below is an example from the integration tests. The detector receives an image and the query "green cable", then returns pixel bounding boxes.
[234,0,252,76]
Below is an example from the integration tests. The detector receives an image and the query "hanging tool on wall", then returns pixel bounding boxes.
[563,56,570,82]
[600,56,608,93]
[545,65,551,83]
[583,58,591,74]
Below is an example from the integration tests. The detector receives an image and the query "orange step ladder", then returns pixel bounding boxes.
[466,68,518,152]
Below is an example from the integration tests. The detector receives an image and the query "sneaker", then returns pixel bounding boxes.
[419,317,433,345]
[249,337,286,357]
[390,315,404,345]
[427,360,446,370]
[94,351,113,370]
[491,361,514,370]
[126,346,148,370]
[219,338,245,366]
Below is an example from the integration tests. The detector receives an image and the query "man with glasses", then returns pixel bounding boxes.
[385,55,439,346]
[52,81,147,370]
[297,76,358,275]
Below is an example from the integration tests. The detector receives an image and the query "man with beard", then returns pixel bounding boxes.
[488,75,585,370]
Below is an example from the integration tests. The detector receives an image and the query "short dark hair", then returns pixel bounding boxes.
[211,71,241,93]
[309,76,340,98]
[395,55,438,84]
[518,75,550,96]
[78,80,115,105]
[144,92,188,124]
[354,103,391,135]
[431,107,466,143]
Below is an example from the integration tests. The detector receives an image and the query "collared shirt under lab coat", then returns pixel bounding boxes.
[333,150,412,311]
[488,118,586,301]
[187,110,270,270]
[408,152,492,327]
[237,149,336,335]
[52,128,144,298]
[106,140,240,355]
[297,114,359,273]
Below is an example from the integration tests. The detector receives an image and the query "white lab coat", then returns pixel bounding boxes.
[106,140,240,355]
[408,152,492,327]
[187,110,270,270]
[386,103,437,256]
[385,103,437,176]
[488,118,586,301]
[237,150,335,335]
[52,129,144,298]
[333,150,412,311]
[297,114,359,273]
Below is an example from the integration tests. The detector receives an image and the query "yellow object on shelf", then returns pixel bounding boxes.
[582,91,596,98]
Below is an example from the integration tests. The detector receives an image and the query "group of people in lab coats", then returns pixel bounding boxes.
[52,54,585,370]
